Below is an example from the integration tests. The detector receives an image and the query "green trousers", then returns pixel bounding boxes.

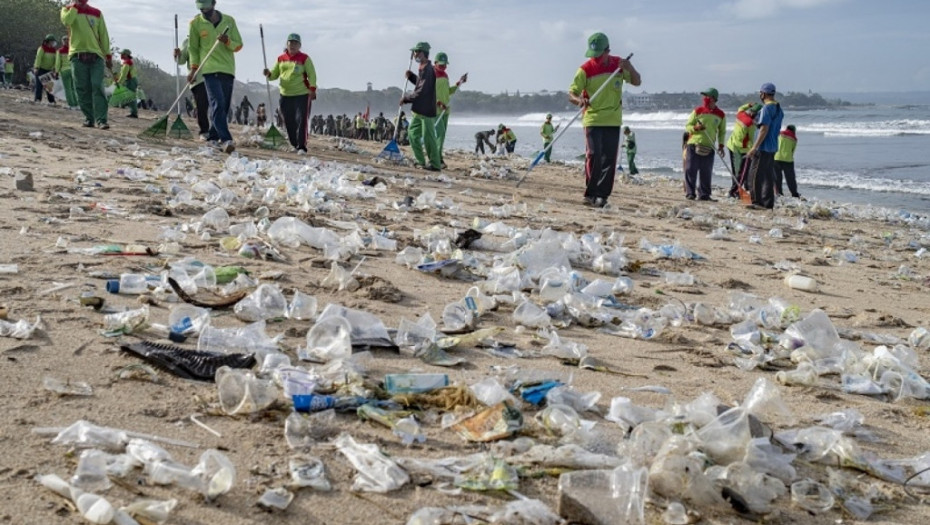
[435,111,450,163]
[627,149,638,175]
[60,69,78,107]
[408,113,440,169]
[543,141,553,162]
[123,77,138,116]
[70,55,108,125]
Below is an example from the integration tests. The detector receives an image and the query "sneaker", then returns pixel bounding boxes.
[441,162,448,169]
[685,194,696,200]
[593,197,608,208]
[745,203,764,210]
[98,122,109,130]
[221,141,236,154]
[126,114,138,119]
[297,148,307,156]
[583,197,595,207]
[424,165,441,172]
[198,133,209,141]
[698,196,717,202]
[82,120,94,128]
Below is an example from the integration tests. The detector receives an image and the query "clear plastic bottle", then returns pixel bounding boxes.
[785,274,818,292]
[106,273,154,294]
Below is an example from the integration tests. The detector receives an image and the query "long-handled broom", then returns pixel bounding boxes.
[376,58,413,162]
[517,53,632,187]
[259,24,285,149]
[167,15,192,139]
[141,26,228,139]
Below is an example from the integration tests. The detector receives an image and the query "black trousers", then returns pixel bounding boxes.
[728,149,752,197]
[774,160,799,197]
[281,94,310,151]
[749,151,776,209]
[684,145,715,198]
[191,82,210,135]
[584,126,620,200]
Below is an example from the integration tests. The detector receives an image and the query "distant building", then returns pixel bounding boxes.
[624,91,656,110]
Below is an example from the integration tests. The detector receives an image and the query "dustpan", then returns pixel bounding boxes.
[377,58,414,163]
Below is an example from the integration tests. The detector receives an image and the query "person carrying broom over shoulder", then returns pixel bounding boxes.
[568,32,641,209]
[264,33,317,155]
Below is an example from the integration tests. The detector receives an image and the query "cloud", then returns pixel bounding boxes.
[726,0,845,19]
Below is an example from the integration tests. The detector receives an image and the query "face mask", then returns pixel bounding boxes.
[702,96,714,107]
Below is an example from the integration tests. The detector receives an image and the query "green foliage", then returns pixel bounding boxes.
[1,0,67,84]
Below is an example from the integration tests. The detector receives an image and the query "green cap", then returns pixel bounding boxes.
[498,123,504,130]
[410,42,431,53]
[585,32,609,58]
[787,125,796,132]
[750,103,763,114]
[287,33,301,43]
[700,87,719,101]
[195,0,214,9]
[546,113,552,119]
[45,34,57,42]
[435,52,449,65]
[120,49,132,56]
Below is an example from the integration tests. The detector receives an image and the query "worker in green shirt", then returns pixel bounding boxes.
[115,49,139,118]
[725,102,761,198]
[683,88,726,201]
[263,33,317,154]
[497,124,516,155]
[622,126,638,175]
[33,34,58,104]
[55,35,78,109]
[61,0,112,129]
[540,114,556,163]
[433,51,467,168]
[774,125,800,198]
[568,33,641,208]
[187,0,243,153]
[3,57,13,88]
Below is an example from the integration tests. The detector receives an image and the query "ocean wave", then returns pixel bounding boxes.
[806,119,930,137]
[798,169,930,196]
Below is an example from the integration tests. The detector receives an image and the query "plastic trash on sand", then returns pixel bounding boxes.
[790,479,835,514]
[190,449,236,500]
[43,377,93,397]
[71,449,112,492]
[453,402,524,442]
[316,303,394,348]
[50,420,129,451]
[334,434,409,492]
[215,366,277,415]
[289,456,332,491]
[300,316,352,362]
[558,466,646,525]
[233,284,288,322]
[455,457,519,491]
[257,487,294,510]
[120,498,179,524]
[288,290,318,320]
[285,410,335,448]
[513,299,551,328]
[469,377,518,406]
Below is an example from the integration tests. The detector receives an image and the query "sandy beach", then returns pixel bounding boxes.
[1,88,930,525]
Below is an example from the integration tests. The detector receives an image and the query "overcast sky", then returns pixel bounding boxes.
[86,0,929,95]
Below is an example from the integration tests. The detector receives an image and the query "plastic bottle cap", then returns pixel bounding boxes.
[106,280,120,294]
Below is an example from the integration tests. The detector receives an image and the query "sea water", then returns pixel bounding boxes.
[444,100,930,214]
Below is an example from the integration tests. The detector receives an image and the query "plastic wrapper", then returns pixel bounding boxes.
[257,487,294,510]
[285,410,335,448]
[334,434,409,492]
[120,499,178,525]
[453,402,523,442]
[790,479,834,513]
[300,316,352,362]
[233,284,288,322]
[289,456,332,491]
[288,290,318,320]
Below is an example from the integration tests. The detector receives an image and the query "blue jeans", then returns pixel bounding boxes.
[203,73,234,142]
